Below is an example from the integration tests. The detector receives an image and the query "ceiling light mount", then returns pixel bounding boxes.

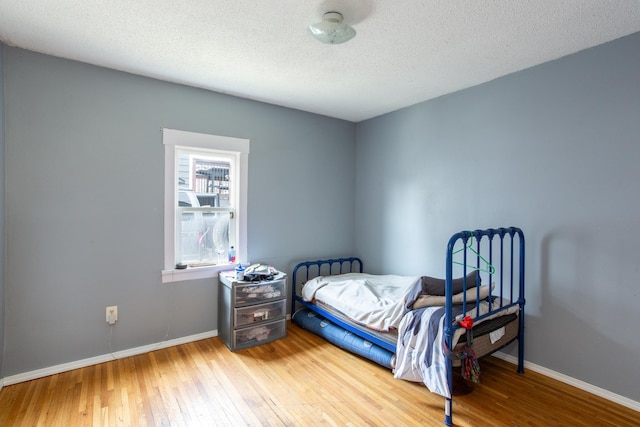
[308,11,356,45]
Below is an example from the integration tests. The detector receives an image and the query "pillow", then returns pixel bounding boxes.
[411,283,494,310]
[420,272,480,296]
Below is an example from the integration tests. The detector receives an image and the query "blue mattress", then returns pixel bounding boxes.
[292,308,394,369]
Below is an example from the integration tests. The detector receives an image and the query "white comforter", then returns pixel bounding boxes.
[301,273,420,331]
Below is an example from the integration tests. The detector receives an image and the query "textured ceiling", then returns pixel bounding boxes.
[1,1,640,122]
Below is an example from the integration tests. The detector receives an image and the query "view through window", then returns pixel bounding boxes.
[177,149,235,266]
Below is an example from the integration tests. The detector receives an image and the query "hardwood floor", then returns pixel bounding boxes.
[0,322,637,426]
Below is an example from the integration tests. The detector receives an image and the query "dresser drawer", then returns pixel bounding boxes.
[232,278,286,306]
[234,299,286,327]
[233,319,286,350]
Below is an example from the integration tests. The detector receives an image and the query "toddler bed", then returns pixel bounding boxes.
[291,227,525,426]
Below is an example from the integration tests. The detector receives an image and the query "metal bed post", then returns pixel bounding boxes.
[515,228,526,374]
[444,230,467,426]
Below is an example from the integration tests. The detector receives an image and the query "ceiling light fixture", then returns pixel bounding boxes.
[308,11,356,45]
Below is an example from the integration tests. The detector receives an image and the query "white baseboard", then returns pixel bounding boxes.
[493,351,640,413]
[2,330,217,386]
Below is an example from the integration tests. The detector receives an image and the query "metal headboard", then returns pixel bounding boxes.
[291,257,363,321]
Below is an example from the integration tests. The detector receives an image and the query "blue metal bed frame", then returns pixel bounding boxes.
[291,227,525,426]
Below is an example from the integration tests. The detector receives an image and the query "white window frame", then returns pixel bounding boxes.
[162,128,249,283]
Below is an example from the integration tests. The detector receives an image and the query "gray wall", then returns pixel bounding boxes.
[2,47,355,376]
[3,31,639,405]
[0,42,5,381]
[355,32,640,402]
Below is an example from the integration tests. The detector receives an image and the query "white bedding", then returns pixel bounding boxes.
[301,273,420,331]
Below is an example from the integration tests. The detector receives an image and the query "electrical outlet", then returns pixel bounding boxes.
[106,306,118,324]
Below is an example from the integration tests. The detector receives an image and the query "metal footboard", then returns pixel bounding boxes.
[443,227,525,426]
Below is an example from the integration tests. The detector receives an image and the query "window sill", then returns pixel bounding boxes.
[161,264,234,283]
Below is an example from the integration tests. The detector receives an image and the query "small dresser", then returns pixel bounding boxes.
[218,270,287,351]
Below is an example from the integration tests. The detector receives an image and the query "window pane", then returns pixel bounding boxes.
[177,151,231,207]
[178,208,233,266]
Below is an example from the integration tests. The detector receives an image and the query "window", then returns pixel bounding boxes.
[162,128,249,283]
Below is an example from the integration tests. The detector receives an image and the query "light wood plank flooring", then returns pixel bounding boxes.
[0,322,637,426]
